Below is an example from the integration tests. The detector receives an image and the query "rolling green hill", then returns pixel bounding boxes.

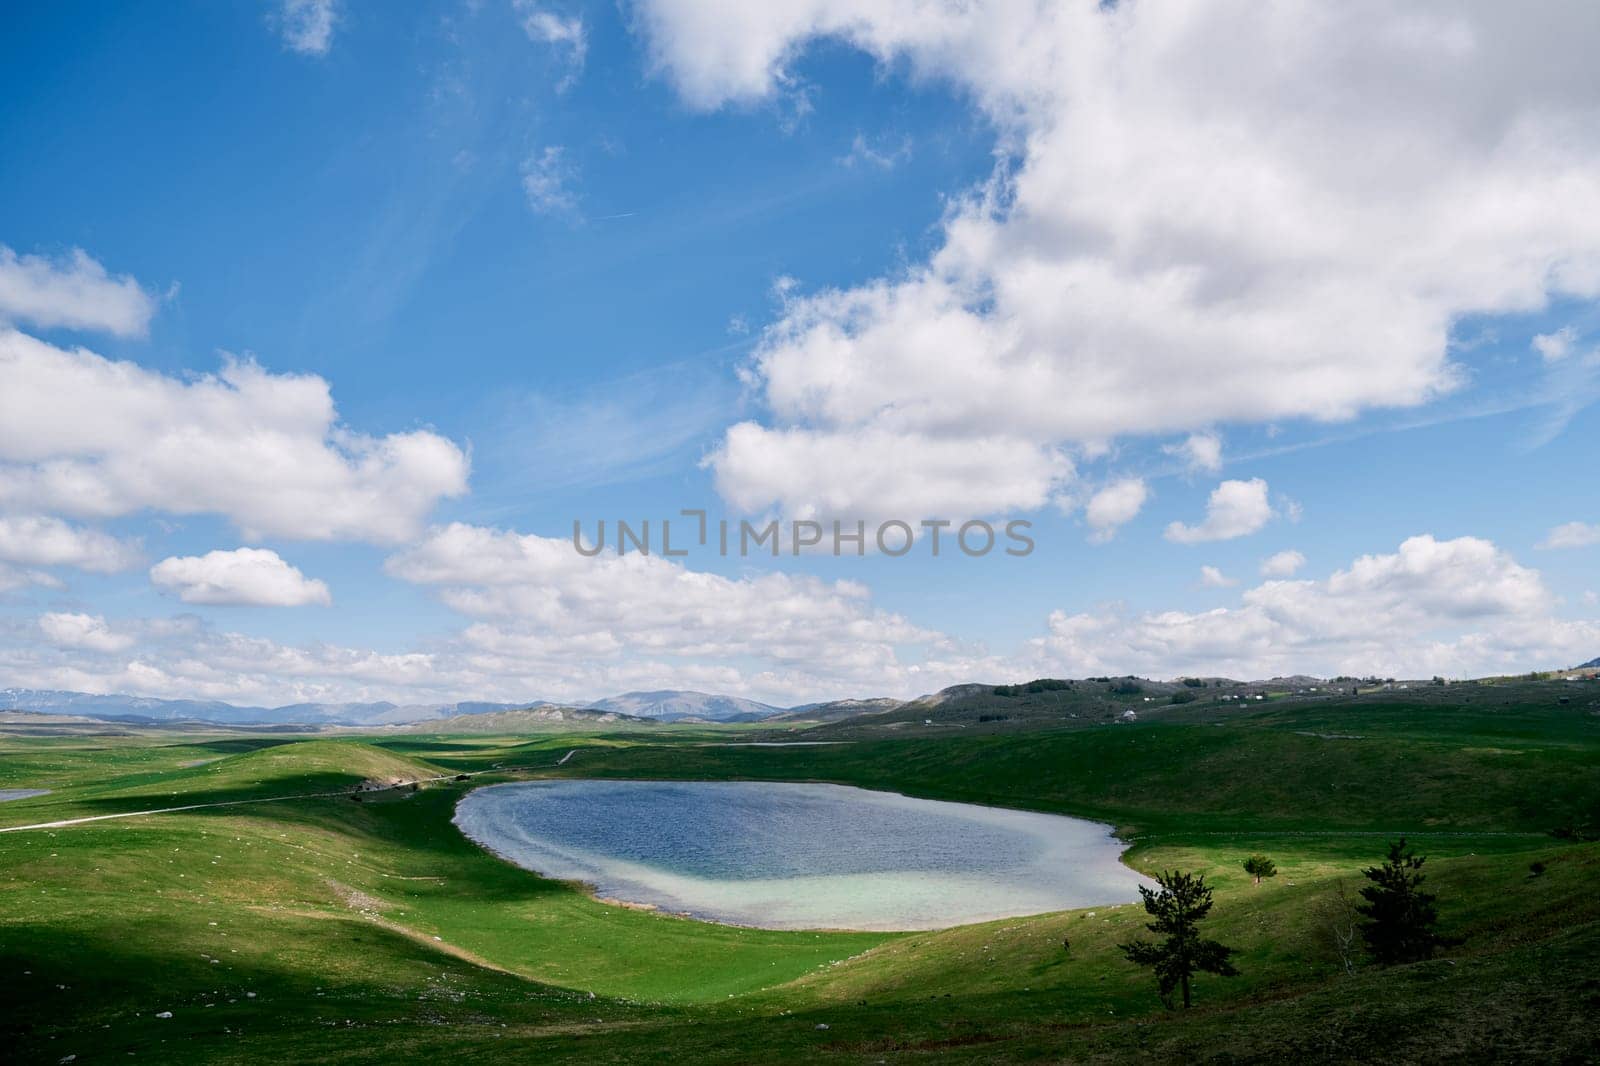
[1,688,1596,1063]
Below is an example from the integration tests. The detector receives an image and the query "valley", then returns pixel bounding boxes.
[2,679,1596,1063]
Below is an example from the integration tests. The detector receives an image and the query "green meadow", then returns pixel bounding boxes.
[2,687,1597,1063]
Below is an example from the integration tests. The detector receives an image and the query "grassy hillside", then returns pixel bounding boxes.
[553,693,1600,835]
[1,690,1596,1063]
[0,738,444,828]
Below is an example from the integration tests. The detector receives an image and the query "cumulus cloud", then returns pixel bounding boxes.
[10,529,1593,705]
[1540,521,1600,549]
[1165,432,1223,474]
[38,612,135,653]
[0,524,971,706]
[1199,565,1237,588]
[1025,535,1596,680]
[634,1,1600,517]
[0,514,140,572]
[1260,549,1307,577]
[0,246,158,338]
[0,613,442,705]
[1166,478,1274,544]
[150,548,332,607]
[522,146,579,215]
[277,0,338,56]
[0,330,469,542]
[386,523,935,677]
[1082,478,1148,543]
[1532,326,1577,362]
[711,423,1071,522]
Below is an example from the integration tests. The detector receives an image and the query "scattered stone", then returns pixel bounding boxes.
[155,1012,172,1019]
[814,1023,830,1030]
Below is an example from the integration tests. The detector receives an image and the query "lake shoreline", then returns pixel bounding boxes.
[452,778,1148,932]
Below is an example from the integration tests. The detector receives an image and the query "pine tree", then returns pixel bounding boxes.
[1119,870,1239,1008]
[1242,854,1277,885]
[1357,838,1445,965]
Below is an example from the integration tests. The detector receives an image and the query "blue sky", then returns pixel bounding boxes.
[1,1,1598,707]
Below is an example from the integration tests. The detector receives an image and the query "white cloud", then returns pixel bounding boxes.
[1026,535,1597,680]
[710,423,1071,522]
[1082,478,1148,543]
[517,4,587,89]
[0,330,469,542]
[635,2,1600,517]
[0,524,982,706]
[0,514,140,572]
[11,529,1593,705]
[1584,590,1598,607]
[383,522,948,699]
[1540,521,1600,549]
[1532,326,1577,362]
[0,565,62,594]
[1260,549,1307,577]
[150,548,332,607]
[0,246,157,338]
[388,521,929,649]
[1,614,442,706]
[1199,565,1237,588]
[1165,432,1223,474]
[38,612,135,653]
[277,0,338,56]
[1166,478,1273,544]
[522,146,579,215]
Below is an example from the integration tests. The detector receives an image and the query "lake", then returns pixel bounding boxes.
[0,789,49,803]
[454,780,1147,930]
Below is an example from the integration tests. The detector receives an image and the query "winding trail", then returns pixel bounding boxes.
[0,749,581,835]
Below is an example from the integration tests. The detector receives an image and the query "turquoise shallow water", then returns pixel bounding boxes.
[454,780,1147,930]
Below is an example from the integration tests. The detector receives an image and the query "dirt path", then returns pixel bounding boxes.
[0,748,583,835]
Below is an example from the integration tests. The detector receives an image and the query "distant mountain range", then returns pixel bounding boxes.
[0,687,793,727]
[399,705,661,734]
[0,689,539,726]
[584,690,785,722]
[6,666,1590,730]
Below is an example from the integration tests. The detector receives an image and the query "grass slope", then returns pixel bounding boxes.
[1,690,1596,1063]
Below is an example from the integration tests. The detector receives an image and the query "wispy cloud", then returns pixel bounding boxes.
[522,145,580,216]
[838,132,912,170]
[276,0,338,57]
[516,3,587,91]
[469,360,742,508]
[1539,522,1600,550]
